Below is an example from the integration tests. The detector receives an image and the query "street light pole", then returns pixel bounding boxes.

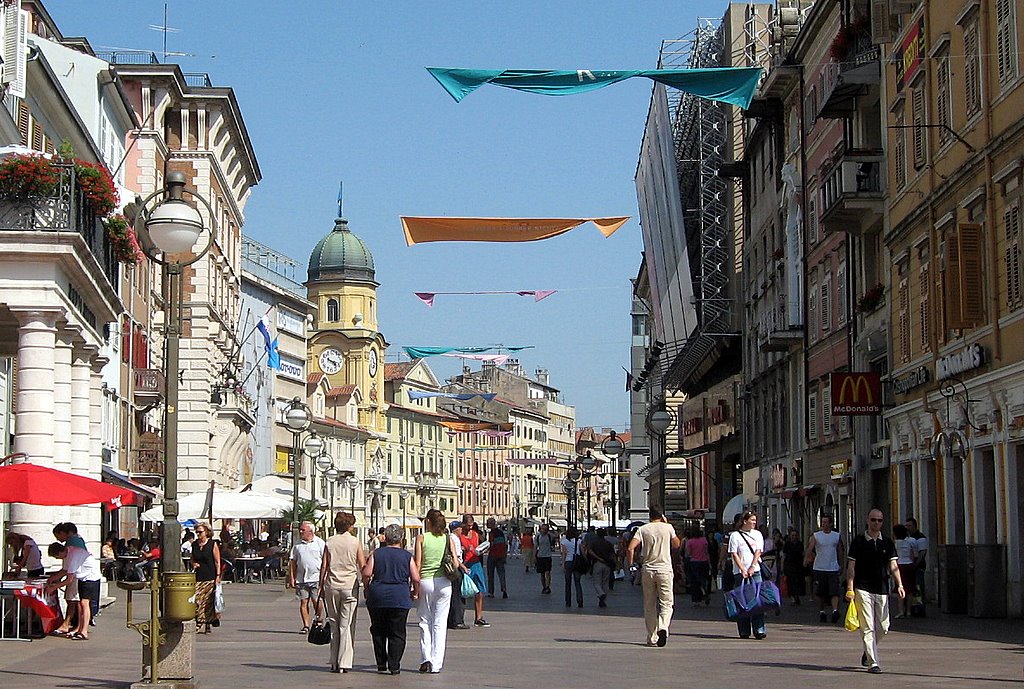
[136,170,218,686]
[601,431,626,528]
[284,397,314,548]
[646,406,674,513]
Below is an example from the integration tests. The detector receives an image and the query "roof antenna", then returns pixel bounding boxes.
[337,180,344,218]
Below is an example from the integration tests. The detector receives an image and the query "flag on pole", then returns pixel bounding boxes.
[256,314,281,370]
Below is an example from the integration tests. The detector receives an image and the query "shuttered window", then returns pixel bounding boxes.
[809,283,818,343]
[911,86,926,169]
[808,197,818,245]
[963,20,981,119]
[997,0,1019,89]
[894,112,907,189]
[898,276,911,363]
[944,224,985,329]
[821,273,831,332]
[837,262,847,325]
[822,382,832,437]
[808,391,818,442]
[935,51,952,146]
[1005,199,1022,310]
[919,252,931,352]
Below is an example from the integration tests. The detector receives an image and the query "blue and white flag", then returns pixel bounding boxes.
[256,314,281,370]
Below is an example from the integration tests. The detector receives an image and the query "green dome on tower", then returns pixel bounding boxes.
[307,217,376,284]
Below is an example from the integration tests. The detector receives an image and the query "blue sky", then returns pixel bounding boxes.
[50,1,730,430]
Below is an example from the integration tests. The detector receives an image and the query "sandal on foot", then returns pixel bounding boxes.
[69,632,88,640]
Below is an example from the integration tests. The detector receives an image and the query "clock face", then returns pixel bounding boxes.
[319,348,344,375]
[368,349,379,377]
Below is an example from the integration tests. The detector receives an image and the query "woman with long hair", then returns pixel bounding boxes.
[191,522,221,634]
[363,524,419,674]
[413,509,461,674]
[319,512,366,673]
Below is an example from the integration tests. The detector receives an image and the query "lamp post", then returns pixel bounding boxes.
[284,397,323,548]
[347,476,359,516]
[601,430,626,527]
[646,405,675,513]
[137,171,216,578]
[399,488,410,542]
[414,470,439,510]
[134,170,217,685]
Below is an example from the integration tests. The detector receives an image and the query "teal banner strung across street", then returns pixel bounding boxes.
[426,67,763,109]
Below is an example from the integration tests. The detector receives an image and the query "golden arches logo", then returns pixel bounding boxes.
[831,372,882,415]
[838,375,874,405]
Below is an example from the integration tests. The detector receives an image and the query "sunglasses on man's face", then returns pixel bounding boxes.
[869,518,883,522]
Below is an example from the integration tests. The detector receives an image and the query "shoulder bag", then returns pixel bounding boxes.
[306,593,331,645]
[439,537,460,581]
[738,531,773,581]
[723,578,781,621]
[573,538,591,575]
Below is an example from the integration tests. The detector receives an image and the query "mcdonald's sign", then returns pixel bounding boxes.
[830,372,882,416]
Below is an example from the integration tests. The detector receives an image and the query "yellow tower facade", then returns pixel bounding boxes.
[305,216,388,436]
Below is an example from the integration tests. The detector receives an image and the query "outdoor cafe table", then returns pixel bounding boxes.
[233,556,264,583]
[1,579,58,641]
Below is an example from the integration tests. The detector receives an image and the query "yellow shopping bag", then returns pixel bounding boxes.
[844,598,860,631]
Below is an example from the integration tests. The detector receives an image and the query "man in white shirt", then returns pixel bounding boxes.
[45,542,102,640]
[626,507,681,647]
[804,514,845,623]
[288,521,326,633]
[905,516,928,604]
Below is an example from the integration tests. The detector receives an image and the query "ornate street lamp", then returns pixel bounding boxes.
[135,170,217,684]
[601,430,626,527]
[284,397,313,547]
[646,405,675,513]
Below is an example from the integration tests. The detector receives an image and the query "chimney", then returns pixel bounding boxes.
[535,368,549,385]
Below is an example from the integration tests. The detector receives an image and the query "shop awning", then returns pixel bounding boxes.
[102,464,162,500]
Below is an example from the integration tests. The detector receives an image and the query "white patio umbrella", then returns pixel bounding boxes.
[139,486,291,522]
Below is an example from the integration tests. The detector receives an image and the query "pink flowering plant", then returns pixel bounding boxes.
[103,214,144,266]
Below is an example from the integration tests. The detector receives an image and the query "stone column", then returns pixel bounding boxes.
[9,310,59,550]
[71,344,98,547]
[51,331,74,530]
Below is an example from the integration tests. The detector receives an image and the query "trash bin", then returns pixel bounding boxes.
[967,544,1006,618]
[938,544,969,614]
[161,571,196,622]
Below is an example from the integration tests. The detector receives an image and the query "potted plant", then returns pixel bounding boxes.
[103,214,144,266]
[74,160,119,216]
[857,283,885,313]
[830,15,871,61]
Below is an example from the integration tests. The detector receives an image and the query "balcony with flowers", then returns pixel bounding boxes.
[0,151,142,299]
[819,14,880,120]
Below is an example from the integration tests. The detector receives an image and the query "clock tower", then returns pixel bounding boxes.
[306,211,387,436]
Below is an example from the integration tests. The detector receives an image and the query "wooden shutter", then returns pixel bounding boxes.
[808,391,818,442]
[894,113,907,188]
[996,0,1017,87]
[16,100,29,146]
[946,224,985,328]
[919,261,931,351]
[912,87,926,169]
[936,56,951,145]
[822,383,832,436]
[898,277,910,362]
[871,0,893,44]
[964,21,981,118]
[1006,201,1022,309]
[821,276,831,332]
[1,6,27,100]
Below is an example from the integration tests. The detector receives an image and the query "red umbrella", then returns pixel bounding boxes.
[0,462,136,509]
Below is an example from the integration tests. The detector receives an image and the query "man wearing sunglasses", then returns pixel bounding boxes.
[845,509,905,674]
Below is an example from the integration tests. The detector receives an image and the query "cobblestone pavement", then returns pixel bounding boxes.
[1,557,1021,688]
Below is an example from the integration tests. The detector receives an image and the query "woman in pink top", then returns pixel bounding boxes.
[684,528,711,605]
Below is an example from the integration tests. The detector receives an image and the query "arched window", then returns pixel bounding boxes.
[327,298,339,322]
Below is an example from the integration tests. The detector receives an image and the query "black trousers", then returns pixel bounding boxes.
[447,570,465,627]
[368,607,409,672]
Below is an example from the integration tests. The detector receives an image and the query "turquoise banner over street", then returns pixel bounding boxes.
[427,67,763,108]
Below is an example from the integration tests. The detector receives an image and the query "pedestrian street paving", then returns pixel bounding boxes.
[1,556,1021,688]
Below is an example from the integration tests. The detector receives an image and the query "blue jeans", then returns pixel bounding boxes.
[734,572,767,637]
[563,561,583,605]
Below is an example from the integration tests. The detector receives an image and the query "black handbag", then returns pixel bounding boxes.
[573,539,590,575]
[307,618,331,645]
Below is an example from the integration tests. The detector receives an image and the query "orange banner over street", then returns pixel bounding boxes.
[401,216,629,246]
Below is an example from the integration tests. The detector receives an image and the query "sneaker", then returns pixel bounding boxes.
[868,665,882,674]
[831,609,840,623]
[819,610,827,623]
[861,653,870,667]
[754,632,767,640]
[474,618,490,627]
[656,629,667,647]
[419,662,431,673]
[453,623,470,630]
